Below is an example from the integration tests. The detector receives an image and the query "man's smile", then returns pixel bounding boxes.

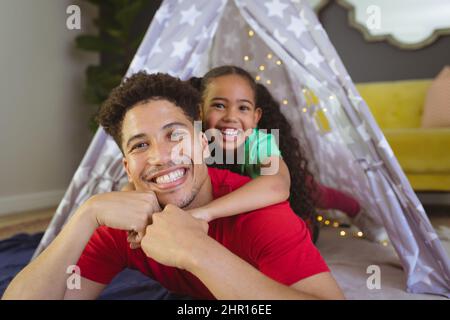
[143,165,191,191]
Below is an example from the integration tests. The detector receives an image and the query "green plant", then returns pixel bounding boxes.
[76,0,155,132]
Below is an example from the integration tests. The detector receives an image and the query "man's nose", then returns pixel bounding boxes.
[146,143,172,165]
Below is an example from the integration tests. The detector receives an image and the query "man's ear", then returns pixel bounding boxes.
[254,107,262,125]
[122,157,133,182]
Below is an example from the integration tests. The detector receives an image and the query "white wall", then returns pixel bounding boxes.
[0,0,99,214]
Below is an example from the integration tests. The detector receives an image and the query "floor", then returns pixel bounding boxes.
[0,204,448,241]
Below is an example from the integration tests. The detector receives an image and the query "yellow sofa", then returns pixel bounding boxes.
[356,80,450,191]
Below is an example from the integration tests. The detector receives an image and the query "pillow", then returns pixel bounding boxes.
[421,66,450,128]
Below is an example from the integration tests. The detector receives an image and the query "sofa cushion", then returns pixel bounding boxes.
[384,128,450,174]
[356,80,431,129]
[421,66,450,128]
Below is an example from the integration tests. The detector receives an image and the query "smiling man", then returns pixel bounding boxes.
[3,72,344,300]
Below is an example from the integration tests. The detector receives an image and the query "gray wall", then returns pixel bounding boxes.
[0,0,98,214]
[319,1,450,82]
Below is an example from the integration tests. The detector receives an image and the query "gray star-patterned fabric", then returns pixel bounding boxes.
[33,0,449,297]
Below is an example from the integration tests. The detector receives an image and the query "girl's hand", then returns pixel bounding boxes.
[188,207,212,222]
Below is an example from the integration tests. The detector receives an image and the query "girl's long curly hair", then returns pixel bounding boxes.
[189,65,318,223]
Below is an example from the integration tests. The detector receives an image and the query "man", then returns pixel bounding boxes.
[3,72,344,300]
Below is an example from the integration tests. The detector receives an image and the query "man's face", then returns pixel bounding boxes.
[122,99,208,208]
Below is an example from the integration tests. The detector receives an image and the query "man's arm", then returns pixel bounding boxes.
[2,191,160,300]
[2,205,99,299]
[141,205,344,300]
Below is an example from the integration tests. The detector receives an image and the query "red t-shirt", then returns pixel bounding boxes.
[77,167,329,299]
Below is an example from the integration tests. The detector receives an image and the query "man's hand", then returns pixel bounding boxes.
[140,204,209,269]
[83,191,161,248]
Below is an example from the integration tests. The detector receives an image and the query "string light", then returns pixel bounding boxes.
[324,220,330,226]
[259,65,265,71]
[276,60,282,65]
[357,231,363,237]
[255,75,261,81]
[282,99,288,105]
[323,108,327,112]
[266,79,271,85]
[267,53,273,59]
[340,230,346,237]
[302,107,307,113]
[244,55,250,61]
[248,30,255,37]
[332,222,339,228]
[317,215,323,222]
[382,241,389,246]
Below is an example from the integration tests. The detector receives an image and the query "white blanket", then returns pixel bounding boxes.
[317,227,449,300]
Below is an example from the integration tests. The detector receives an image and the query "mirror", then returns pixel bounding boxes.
[337,0,450,49]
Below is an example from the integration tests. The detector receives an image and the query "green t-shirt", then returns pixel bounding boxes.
[240,128,282,178]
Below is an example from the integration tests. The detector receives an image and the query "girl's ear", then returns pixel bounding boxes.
[254,107,262,125]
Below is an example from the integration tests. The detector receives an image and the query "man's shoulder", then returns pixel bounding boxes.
[208,167,251,198]
[233,202,307,239]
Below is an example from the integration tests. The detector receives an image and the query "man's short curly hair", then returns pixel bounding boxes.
[97,71,201,151]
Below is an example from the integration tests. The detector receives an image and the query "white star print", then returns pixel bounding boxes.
[287,15,307,38]
[377,137,394,158]
[302,47,324,69]
[155,4,171,25]
[171,37,192,59]
[180,5,202,26]
[151,37,163,55]
[223,33,239,49]
[264,0,289,18]
[274,29,288,44]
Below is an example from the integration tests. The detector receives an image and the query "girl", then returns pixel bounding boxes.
[188,65,387,243]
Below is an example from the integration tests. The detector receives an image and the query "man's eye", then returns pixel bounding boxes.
[171,131,185,141]
[131,142,148,151]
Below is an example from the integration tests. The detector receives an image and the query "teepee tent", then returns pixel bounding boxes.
[34,0,449,297]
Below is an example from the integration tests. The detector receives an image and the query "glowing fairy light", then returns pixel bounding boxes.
[276,60,282,65]
[248,30,255,37]
[255,75,261,81]
[340,231,346,237]
[323,108,327,112]
[317,215,323,222]
[259,65,265,71]
[357,231,363,237]
[266,79,271,85]
[267,53,273,59]
[302,108,307,113]
[324,220,330,226]
[244,55,250,61]
[332,222,339,228]
[282,99,288,105]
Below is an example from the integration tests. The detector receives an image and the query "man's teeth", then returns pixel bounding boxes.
[155,169,185,184]
[222,129,239,136]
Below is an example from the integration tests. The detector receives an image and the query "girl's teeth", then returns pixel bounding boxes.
[155,169,185,184]
[222,129,239,136]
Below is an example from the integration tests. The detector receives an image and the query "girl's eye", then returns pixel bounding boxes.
[212,103,225,109]
[131,142,148,152]
[239,106,250,111]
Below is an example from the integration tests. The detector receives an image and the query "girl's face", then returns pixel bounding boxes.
[202,74,262,151]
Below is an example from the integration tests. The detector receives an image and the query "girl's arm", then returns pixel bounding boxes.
[191,157,290,221]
